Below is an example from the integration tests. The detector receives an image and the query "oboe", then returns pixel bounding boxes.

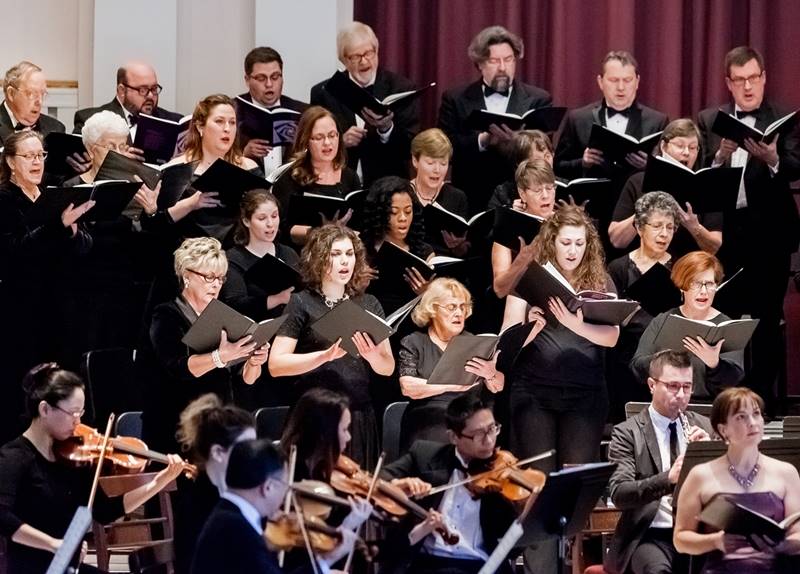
[679,410,692,443]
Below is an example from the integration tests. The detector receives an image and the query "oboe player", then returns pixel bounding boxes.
[605,350,715,574]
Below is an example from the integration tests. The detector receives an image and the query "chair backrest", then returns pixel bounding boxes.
[116,411,143,439]
[129,541,175,573]
[81,347,140,426]
[624,401,712,420]
[784,416,800,438]
[382,401,408,464]
[255,406,290,440]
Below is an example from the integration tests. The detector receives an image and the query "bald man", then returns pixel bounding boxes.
[73,61,182,136]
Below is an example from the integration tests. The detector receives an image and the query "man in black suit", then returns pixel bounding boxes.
[606,350,714,574]
[310,21,420,185]
[697,46,800,415]
[438,26,552,214]
[192,438,363,574]
[0,61,65,143]
[238,46,308,169]
[381,393,516,574]
[72,61,182,157]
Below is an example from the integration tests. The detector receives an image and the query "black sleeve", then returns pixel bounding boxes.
[630,312,668,382]
[219,262,264,320]
[398,334,423,378]
[611,174,641,222]
[0,447,30,537]
[276,292,309,340]
[554,112,587,180]
[149,304,194,381]
[607,424,672,509]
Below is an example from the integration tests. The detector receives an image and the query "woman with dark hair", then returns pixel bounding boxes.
[271,106,361,245]
[632,251,744,399]
[269,224,394,466]
[0,363,184,574]
[172,394,256,574]
[675,387,800,572]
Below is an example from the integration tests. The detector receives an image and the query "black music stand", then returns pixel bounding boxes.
[45,506,92,574]
[514,462,616,574]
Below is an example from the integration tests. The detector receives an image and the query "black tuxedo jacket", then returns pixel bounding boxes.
[438,79,552,214]
[191,498,313,574]
[554,100,668,181]
[697,100,800,252]
[381,440,516,565]
[0,102,65,143]
[72,97,183,134]
[605,409,715,574]
[310,68,420,185]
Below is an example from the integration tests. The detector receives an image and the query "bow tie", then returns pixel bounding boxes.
[127,114,138,127]
[363,84,376,96]
[735,108,761,120]
[483,84,510,98]
[606,106,631,119]
[14,122,40,132]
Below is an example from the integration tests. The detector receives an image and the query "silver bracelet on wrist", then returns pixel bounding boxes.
[211,349,226,369]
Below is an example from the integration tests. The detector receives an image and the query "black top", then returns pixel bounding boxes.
[399,331,464,408]
[173,471,219,574]
[138,299,236,453]
[219,243,299,321]
[611,171,723,258]
[276,290,385,410]
[415,182,470,256]
[0,436,125,574]
[607,255,666,338]
[487,180,517,210]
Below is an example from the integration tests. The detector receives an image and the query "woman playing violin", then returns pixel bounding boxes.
[0,363,185,574]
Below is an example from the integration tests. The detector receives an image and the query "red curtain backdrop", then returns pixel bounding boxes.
[355,0,800,127]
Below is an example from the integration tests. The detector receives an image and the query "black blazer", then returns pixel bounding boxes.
[191,498,313,574]
[554,100,668,181]
[310,68,420,185]
[438,79,552,214]
[381,440,516,564]
[605,408,715,574]
[0,102,65,143]
[72,97,183,134]
[697,100,800,252]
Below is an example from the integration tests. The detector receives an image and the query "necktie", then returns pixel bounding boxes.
[668,421,679,466]
[483,84,510,98]
[735,108,760,120]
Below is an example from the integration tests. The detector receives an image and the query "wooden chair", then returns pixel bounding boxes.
[129,540,175,573]
[91,472,177,573]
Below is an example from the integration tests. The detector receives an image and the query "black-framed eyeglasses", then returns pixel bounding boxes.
[187,269,226,284]
[652,379,693,395]
[52,404,85,419]
[458,423,501,442]
[15,151,48,162]
[345,49,376,65]
[123,83,163,97]
[728,73,764,88]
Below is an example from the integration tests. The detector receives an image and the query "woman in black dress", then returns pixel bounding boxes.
[137,236,269,453]
[0,363,184,574]
[398,277,503,450]
[268,224,394,467]
[271,106,361,245]
[173,393,256,574]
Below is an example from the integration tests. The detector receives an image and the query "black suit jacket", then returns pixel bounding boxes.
[380,440,516,566]
[72,97,183,134]
[191,498,313,574]
[554,100,668,181]
[438,79,552,213]
[0,102,65,143]
[310,68,420,185]
[697,100,800,253]
[605,409,715,574]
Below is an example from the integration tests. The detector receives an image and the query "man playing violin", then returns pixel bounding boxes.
[192,438,370,574]
[605,349,714,574]
[381,393,517,574]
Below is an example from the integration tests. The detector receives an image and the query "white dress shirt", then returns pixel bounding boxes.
[647,405,686,528]
[604,107,630,135]
[477,85,513,152]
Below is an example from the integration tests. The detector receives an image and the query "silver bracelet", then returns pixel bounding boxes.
[211,349,226,369]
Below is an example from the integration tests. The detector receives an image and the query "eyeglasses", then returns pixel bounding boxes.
[95,142,129,153]
[248,72,283,83]
[345,49,376,65]
[687,280,717,292]
[644,221,676,233]
[309,131,339,143]
[187,269,226,284]
[15,151,48,162]
[523,184,556,196]
[11,86,47,101]
[459,423,502,443]
[485,55,516,67]
[728,73,764,88]
[123,83,163,97]
[52,404,86,419]
[434,302,472,314]
[653,379,693,395]
[667,141,699,153]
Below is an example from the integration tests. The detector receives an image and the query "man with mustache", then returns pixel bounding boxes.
[0,61,65,143]
[439,26,552,215]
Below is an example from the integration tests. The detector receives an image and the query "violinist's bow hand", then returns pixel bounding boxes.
[390,477,431,497]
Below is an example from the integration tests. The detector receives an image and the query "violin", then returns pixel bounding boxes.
[465,449,547,502]
[55,423,196,478]
[331,455,460,545]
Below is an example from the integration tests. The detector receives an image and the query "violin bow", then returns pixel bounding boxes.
[419,449,555,498]
[477,485,539,574]
[278,444,298,568]
[290,491,321,574]
[342,451,385,573]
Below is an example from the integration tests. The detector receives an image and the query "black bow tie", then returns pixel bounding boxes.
[483,84,510,98]
[128,114,138,127]
[606,106,631,119]
[363,84,376,96]
[14,122,40,132]
[735,108,761,120]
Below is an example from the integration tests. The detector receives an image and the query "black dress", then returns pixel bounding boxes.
[275,290,384,467]
[173,472,220,574]
[413,182,470,256]
[137,298,236,454]
[0,436,125,574]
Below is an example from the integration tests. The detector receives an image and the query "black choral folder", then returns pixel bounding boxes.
[554,178,614,222]
[427,333,499,386]
[698,492,800,542]
[492,207,545,250]
[587,124,663,160]
[44,132,87,176]
[650,314,759,353]
[421,203,494,240]
[466,107,567,133]
[191,159,269,216]
[374,241,465,283]
[24,186,91,226]
[132,113,192,165]
[234,96,301,145]
[244,253,303,294]
[157,162,195,209]
[72,180,143,222]
[641,155,742,213]
[96,150,162,190]
[623,263,681,316]
[324,70,435,117]
[290,189,366,227]
[710,109,797,147]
